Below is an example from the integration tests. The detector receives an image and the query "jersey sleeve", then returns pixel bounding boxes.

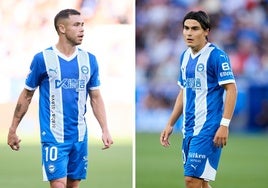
[177,51,185,88]
[87,53,101,90]
[25,52,46,90]
[214,50,235,85]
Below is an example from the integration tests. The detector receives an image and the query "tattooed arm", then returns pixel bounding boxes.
[7,88,35,151]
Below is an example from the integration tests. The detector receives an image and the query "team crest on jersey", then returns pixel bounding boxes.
[81,65,89,74]
[196,63,205,72]
[48,164,55,173]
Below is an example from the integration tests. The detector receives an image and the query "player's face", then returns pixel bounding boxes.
[63,15,84,46]
[183,19,209,54]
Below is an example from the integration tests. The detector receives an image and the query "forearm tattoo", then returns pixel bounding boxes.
[14,103,26,120]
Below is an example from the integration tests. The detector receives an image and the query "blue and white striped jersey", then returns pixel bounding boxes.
[25,46,100,143]
[178,43,235,138]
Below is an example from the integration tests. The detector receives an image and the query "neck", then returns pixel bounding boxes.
[55,41,76,57]
[191,41,208,54]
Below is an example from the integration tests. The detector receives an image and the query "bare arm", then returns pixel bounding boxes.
[7,88,35,151]
[221,83,237,120]
[89,89,113,149]
[213,83,237,147]
[160,89,183,147]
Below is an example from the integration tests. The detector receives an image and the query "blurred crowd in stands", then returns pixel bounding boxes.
[0,0,134,138]
[1,0,267,132]
[136,0,268,132]
[0,0,133,102]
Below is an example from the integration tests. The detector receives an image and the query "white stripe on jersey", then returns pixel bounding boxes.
[43,49,64,143]
[181,49,191,138]
[77,50,90,142]
[193,46,214,136]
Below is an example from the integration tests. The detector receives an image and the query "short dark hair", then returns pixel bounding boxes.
[183,10,211,31]
[54,9,81,33]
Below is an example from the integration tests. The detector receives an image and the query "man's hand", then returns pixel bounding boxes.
[101,131,113,150]
[213,125,229,148]
[160,126,173,147]
[7,130,21,151]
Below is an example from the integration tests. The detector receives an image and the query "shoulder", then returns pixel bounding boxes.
[180,48,191,59]
[209,43,228,58]
[33,51,44,60]
[31,51,45,66]
[34,47,54,59]
[77,48,99,72]
[182,48,191,56]
[78,48,97,60]
[30,47,55,69]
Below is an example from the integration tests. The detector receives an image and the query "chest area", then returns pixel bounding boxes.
[181,56,208,78]
[45,57,90,91]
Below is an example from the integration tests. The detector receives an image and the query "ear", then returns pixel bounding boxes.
[204,28,210,37]
[58,23,65,34]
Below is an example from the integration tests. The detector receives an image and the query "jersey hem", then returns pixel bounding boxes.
[25,85,37,91]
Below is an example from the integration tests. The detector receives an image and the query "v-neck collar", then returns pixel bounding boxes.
[52,46,78,61]
[190,42,211,59]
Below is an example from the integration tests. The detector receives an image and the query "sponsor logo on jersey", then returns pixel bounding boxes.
[221,62,230,71]
[50,95,56,129]
[55,79,86,90]
[188,152,206,163]
[220,71,233,77]
[189,152,206,159]
[183,78,201,90]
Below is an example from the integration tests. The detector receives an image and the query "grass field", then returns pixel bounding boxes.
[136,133,268,188]
[0,138,132,188]
[2,133,268,187]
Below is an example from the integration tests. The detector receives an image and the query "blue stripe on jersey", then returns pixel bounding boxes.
[25,47,100,143]
[178,43,235,138]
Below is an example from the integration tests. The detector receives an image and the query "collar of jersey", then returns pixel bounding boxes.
[52,46,78,62]
[190,42,211,59]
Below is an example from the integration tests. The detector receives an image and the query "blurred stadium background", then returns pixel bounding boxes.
[136,0,268,188]
[136,0,268,133]
[1,0,268,187]
[0,0,134,140]
[0,0,134,187]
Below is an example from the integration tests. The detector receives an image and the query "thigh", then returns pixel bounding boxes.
[182,136,222,181]
[42,142,70,181]
[67,140,88,180]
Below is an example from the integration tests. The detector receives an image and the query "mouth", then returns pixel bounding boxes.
[78,35,84,39]
[186,38,193,43]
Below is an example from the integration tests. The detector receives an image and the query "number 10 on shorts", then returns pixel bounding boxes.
[45,146,58,162]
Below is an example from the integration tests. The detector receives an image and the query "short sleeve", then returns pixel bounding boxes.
[177,51,186,88]
[214,51,235,85]
[87,53,101,90]
[25,52,46,90]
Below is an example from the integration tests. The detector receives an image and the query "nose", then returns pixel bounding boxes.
[80,26,84,32]
[185,29,192,36]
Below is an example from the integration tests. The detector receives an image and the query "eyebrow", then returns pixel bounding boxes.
[184,25,201,30]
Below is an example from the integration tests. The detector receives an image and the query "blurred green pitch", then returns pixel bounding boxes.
[136,133,268,188]
[0,138,132,188]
